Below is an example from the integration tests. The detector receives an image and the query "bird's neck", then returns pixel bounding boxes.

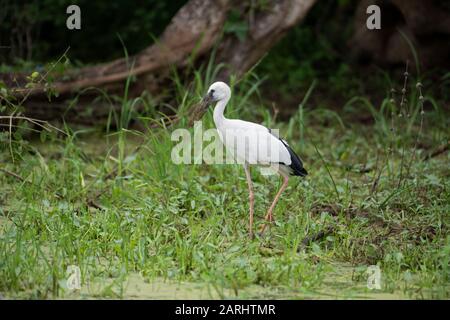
[213,97,229,129]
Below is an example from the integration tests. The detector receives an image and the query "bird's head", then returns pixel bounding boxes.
[201,81,231,107]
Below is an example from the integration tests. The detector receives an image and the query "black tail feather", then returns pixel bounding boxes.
[279,140,307,177]
[268,128,307,177]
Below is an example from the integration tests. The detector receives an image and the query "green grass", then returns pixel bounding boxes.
[0,69,449,299]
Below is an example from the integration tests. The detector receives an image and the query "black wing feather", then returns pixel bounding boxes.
[268,128,308,177]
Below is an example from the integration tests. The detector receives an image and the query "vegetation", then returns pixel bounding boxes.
[0,58,449,298]
[0,0,448,300]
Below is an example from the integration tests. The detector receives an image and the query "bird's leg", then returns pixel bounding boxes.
[259,173,289,234]
[244,163,255,239]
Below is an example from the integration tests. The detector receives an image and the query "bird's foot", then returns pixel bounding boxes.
[249,230,254,240]
[263,212,274,223]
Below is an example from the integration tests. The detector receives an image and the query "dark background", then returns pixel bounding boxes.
[1,0,449,107]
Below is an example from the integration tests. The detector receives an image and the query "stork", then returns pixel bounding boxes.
[201,82,307,238]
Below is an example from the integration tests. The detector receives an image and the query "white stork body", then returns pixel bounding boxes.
[203,82,307,238]
[216,118,290,170]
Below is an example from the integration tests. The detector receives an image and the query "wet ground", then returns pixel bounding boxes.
[64,265,412,300]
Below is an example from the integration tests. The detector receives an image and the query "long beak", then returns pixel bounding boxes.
[200,93,213,109]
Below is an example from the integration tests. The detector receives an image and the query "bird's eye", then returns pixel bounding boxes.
[210,89,215,94]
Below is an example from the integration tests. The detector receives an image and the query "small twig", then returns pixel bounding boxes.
[0,168,25,182]
[397,61,409,188]
[0,168,62,201]
[370,151,381,195]
[0,116,67,136]
[404,81,426,181]
[271,102,279,123]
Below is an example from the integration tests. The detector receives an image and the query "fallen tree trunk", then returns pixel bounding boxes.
[2,0,317,125]
[14,0,233,98]
[217,0,317,78]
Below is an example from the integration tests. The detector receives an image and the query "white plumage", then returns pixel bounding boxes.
[202,81,307,238]
[216,119,292,167]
